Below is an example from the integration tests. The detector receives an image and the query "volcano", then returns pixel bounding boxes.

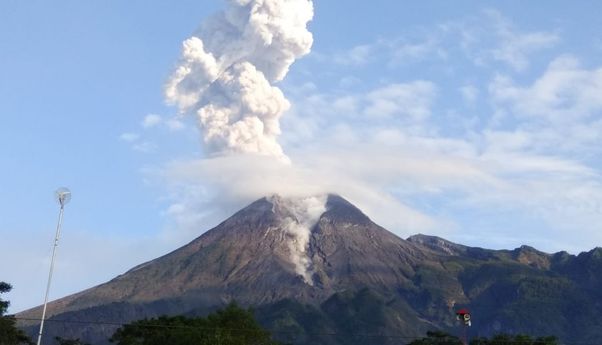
[18,194,602,345]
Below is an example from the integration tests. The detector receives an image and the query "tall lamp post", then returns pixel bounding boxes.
[36,188,71,345]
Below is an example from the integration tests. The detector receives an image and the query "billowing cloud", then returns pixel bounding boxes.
[165,0,314,159]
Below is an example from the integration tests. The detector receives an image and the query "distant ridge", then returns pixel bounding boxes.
[407,234,468,255]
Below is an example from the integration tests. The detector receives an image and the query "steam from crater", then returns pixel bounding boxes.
[270,194,327,285]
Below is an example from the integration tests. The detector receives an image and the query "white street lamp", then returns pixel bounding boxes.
[36,187,71,345]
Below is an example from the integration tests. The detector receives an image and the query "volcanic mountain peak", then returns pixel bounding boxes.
[241,193,371,226]
[19,194,427,342]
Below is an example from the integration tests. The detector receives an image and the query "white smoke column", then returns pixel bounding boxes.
[165,0,314,159]
[273,195,326,285]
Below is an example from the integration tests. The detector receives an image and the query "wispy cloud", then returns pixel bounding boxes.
[119,130,155,153]
[489,55,602,155]
[490,56,602,121]
[364,81,436,120]
[120,113,189,153]
[483,9,559,71]
[459,85,479,106]
[142,113,187,132]
[329,35,445,68]
[333,43,375,66]
[142,114,163,128]
[165,118,185,131]
[159,126,602,253]
[119,132,140,142]
[324,9,558,73]
[454,9,560,71]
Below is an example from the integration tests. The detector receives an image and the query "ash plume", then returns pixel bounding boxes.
[165,0,314,159]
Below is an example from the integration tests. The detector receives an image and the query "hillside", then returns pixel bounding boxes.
[18,195,602,344]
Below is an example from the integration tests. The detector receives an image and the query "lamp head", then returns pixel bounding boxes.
[55,187,71,207]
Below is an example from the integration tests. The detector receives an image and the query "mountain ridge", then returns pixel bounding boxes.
[17,194,602,345]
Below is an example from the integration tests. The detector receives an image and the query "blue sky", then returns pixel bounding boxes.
[2,1,602,313]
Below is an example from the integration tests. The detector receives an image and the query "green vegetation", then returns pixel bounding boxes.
[408,331,558,345]
[470,334,558,345]
[0,282,33,345]
[407,330,463,345]
[109,303,281,345]
[54,336,90,345]
[256,289,429,345]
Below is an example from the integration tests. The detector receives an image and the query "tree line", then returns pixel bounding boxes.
[408,330,558,345]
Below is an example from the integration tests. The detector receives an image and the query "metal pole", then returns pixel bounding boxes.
[36,205,65,345]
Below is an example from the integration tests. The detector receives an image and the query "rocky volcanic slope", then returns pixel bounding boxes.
[18,195,602,345]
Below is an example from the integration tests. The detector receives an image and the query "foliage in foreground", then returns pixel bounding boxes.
[407,331,558,345]
[109,303,281,345]
[407,330,463,345]
[470,334,558,345]
[0,282,33,345]
[54,336,91,345]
